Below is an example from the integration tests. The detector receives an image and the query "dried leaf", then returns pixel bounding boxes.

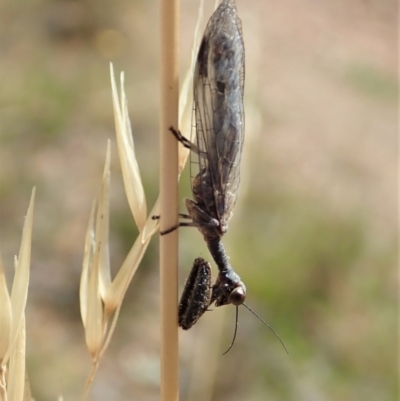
[104,231,150,314]
[5,189,35,365]
[85,250,104,357]
[7,315,26,401]
[80,200,97,328]
[0,249,11,364]
[96,141,111,298]
[0,362,7,401]
[110,64,147,231]
[84,144,113,356]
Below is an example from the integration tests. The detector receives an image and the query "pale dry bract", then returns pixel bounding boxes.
[82,142,111,357]
[80,143,113,400]
[0,188,35,401]
[79,199,97,330]
[110,66,147,233]
[8,189,35,365]
[0,248,11,401]
[7,315,26,401]
[176,0,207,173]
[0,250,11,365]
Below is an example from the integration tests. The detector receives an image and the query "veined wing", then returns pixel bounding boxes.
[192,0,245,226]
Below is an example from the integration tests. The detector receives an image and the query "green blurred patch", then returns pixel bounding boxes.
[0,65,76,144]
[232,194,365,301]
[24,66,75,138]
[344,63,397,103]
[228,186,396,400]
[229,190,366,346]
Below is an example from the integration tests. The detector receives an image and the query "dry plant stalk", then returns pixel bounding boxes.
[159,0,179,399]
[0,188,36,401]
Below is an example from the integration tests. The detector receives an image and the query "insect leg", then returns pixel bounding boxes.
[178,213,191,219]
[157,199,220,235]
[185,199,220,228]
[159,220,202,235]
[169,126,197,151]
[169,127,207,158]
[151,213,191,221]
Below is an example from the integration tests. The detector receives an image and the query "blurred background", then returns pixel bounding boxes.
[0,0,397,400]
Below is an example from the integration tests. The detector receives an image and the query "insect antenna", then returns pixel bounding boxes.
[222,305,239,356]
[242,303,289,354]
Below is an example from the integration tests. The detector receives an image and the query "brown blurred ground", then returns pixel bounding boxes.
[0,0,397,400]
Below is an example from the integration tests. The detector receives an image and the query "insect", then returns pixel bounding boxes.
[167,0,247,312]
[162,0,288,355]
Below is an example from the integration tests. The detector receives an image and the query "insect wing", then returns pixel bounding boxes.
[192,0,245,225]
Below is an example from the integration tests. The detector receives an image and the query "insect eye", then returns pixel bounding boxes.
[229,287,246,306]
